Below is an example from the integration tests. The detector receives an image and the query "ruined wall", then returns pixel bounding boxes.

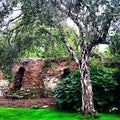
[11,59,45,89]
[0,70,9,96]
[0,80,9,96]
[43,60,78,89]
[0,70,3,80]
[11,57,78,90]
[1,57,78,98]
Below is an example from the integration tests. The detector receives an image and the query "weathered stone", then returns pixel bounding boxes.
[13,67,25,90]
[0,70,3,80]
[2,57,79,99]
[11,59,45,89]
[0,80,9,96]
[5,87,44,99]
[70,61,79,71]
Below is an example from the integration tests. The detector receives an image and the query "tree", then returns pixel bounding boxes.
[49,0,119,115]
[0,0,119,116]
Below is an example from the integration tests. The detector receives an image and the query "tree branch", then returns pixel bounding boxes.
[61,36,79,64]
[89,17,113,50]
[50,0,83,34]
[1,13,23,28]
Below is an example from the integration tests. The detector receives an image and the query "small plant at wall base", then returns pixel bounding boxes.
[31,105,39,109]
[53,66,119,112]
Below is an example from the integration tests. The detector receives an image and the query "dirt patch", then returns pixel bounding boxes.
[0,97,56,108]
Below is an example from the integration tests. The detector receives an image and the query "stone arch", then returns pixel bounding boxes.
[13,67,25,90]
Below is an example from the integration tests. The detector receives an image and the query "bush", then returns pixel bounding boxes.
[112,70,120,113]
[53,66,118,112]
[52,70,82,111]
[90,67,118,112]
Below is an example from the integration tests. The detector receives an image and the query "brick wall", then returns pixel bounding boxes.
[0,58,78,90]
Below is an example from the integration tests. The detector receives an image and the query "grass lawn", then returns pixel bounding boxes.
[0,108,119,120]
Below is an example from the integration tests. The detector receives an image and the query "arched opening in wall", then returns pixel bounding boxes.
[61,68,71,78]
[13,67,25,90]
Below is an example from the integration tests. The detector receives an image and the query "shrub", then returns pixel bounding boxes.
[90,67,118,112]
[53,66,118,112]
[31,105,39,109]
[112,70,120,112]
[52,70,82,111]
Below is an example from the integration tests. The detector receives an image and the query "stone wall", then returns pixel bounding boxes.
[1,57,79,98]
[43,60,78,89]
[0,70,3,80]
[11,59,45,89]
[0,70,9,97]
[0,80,9,96]
[11,57,78,90]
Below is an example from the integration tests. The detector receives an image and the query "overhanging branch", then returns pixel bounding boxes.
[89,16,113,50]
[1,13,23,28]
[61,37,79,64]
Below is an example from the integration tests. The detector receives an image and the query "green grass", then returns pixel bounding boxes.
[0,108,119,120]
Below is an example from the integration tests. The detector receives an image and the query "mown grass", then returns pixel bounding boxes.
[0,108,119,120]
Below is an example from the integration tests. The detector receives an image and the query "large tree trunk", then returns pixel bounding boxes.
[79,48,96,116]
[61,36,96,116]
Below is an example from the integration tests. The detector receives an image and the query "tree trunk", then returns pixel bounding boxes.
[79,48,96,116]
[61,36,96,116]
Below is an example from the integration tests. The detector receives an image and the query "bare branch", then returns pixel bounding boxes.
[1,13,23,28]
[50,0,82,31]
[89,17,113,50]
[61,36,79,64]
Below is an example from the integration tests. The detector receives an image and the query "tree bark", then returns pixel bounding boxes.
[61,36,96,115]
[79,48,96,116]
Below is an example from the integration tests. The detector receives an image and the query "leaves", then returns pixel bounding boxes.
[109,33,120,59]
[53,63,118,112]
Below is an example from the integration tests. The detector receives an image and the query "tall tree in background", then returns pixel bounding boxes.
[0,0,120,116]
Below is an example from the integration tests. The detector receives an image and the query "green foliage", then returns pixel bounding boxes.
[90,67,118,112]
[112,70,120,112]
[31,105,39,109]
[0,34,19,81]
[109,33,120,60]
[63,26,80,54]
[53,64,118,112]
[52,70,82,111]
[0,21,69,81]
[90,58,103,68]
